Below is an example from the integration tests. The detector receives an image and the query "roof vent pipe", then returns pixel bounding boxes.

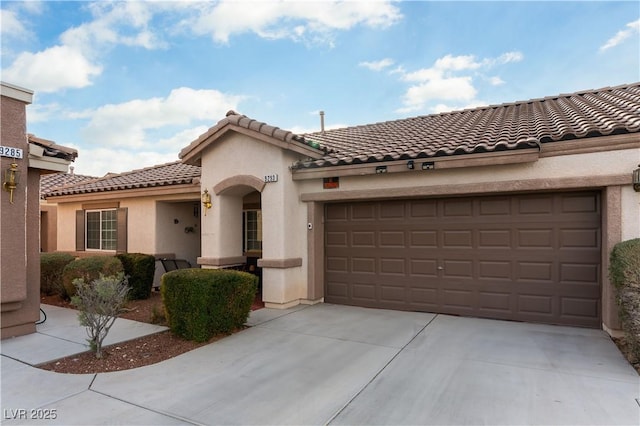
[320,110,325,134]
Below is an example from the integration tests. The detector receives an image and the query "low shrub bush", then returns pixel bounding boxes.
[62,256,124,299]
[71,273,130,359]
[161,269,257,342]
[116,253,155,300]
[610,238,640,361]
[40,252,75,296]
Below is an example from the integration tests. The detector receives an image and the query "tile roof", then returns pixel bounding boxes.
[28,134,78,161]
[40,172,97,199]
[45,161,201,197]
[179,110,325,163]
[294,83,640,169]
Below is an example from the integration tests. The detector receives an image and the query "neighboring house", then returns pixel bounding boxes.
[40,167,96,252]
[180,83,640,334]
[1,82,77,338]
[45,161,202,267]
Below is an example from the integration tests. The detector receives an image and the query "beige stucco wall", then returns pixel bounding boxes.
[198,130,639,332]
[198,133,310,305]
[54,191,200,263]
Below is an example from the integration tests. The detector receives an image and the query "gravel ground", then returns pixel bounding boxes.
[37,292,261,374]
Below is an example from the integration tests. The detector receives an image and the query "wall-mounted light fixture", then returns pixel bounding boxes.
[201,189,212,215]
[375,166,387,174]
[407,160,415,170]
[421,161,435,170]
[633,164,640,192]
[3,162,20,204]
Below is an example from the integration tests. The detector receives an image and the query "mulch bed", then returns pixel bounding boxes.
[37,291,262,374]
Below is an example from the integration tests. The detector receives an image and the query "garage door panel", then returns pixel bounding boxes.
[560,263,599,283]
[410,200,437,217]
[352,231,376,247]
[442,260,474,278]
[352,257,376,274]
[325,192,601,327]
[443,230,473,248]
[479,261,512,280]
[561,194,599,213]
[351,203,376,220]
[410,231,438,247]
[479,197,512,215]
[517,229,554,248]
[326,231,348,247]
[518,294,553,315]
[380,231,405,247]
[559,228,599,248]
[410,259,439,276]
[478,230,512,248]
[380,258,406,275]
[478,292,512,311]
[561,298,599,318]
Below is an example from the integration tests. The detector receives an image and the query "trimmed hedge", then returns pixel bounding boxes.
[40,252,76,296]
[161,269,257,342]
[116,253,155,300]
[610,238,640,361]
[62,256,124,299]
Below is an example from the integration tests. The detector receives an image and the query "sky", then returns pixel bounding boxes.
[1,1,639,177]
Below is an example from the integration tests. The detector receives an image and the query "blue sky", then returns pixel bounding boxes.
[2,1,639,176]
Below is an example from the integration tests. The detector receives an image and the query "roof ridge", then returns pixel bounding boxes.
[97,160,187,180]
[305,82,640,136]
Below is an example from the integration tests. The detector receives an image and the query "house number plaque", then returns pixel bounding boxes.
[264,174,278,183]
[0,146,23,159]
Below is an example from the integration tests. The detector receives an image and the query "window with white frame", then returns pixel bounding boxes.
[86,209,117,250]
[243,210,262,252]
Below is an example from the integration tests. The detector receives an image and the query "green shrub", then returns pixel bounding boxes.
[40,252,75,296]
[161,269,257,342]
[62,256,124,299]
[71,273,130,359]
[116,253,155,300]
[610,238,640,361]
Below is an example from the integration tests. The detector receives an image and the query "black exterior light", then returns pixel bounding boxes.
[633,164,640,192]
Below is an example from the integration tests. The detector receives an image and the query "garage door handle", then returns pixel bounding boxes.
[437,266,444,270]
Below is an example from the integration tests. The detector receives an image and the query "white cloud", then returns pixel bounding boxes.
[359,58,395,71]
[78,87,245,149]
[399,77,477,113]
[71,147,179,177]
[429,100,489,114]
[600,19,640,51]
[395,52,522,113]
[1,45,102,93]
[187,0,402,44]
[0,9,28,38]
[60,1,168,55]
[402,54,482,82]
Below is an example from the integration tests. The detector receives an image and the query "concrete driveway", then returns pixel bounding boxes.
[2,304,638,425]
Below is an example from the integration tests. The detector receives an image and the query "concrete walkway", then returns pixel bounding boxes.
[1,303,638,425]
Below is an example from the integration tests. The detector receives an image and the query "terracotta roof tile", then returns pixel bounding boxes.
[40,172,96,199]
[294,83,640,169]
[45,161,201,197]
[28,134,78,161]
[179,110,315,161]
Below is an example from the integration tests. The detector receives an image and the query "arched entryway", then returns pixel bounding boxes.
[206,175,265,302]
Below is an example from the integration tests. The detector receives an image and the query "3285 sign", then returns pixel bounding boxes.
[0,146,24,159]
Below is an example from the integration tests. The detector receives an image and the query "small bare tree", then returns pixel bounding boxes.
[71,273,130,359]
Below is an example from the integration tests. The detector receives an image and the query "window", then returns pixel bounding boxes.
[243,210,262,252]
[76,206,127,252]
[86,210,117,250]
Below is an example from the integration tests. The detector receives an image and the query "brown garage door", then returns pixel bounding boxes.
[325,192,601,327]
